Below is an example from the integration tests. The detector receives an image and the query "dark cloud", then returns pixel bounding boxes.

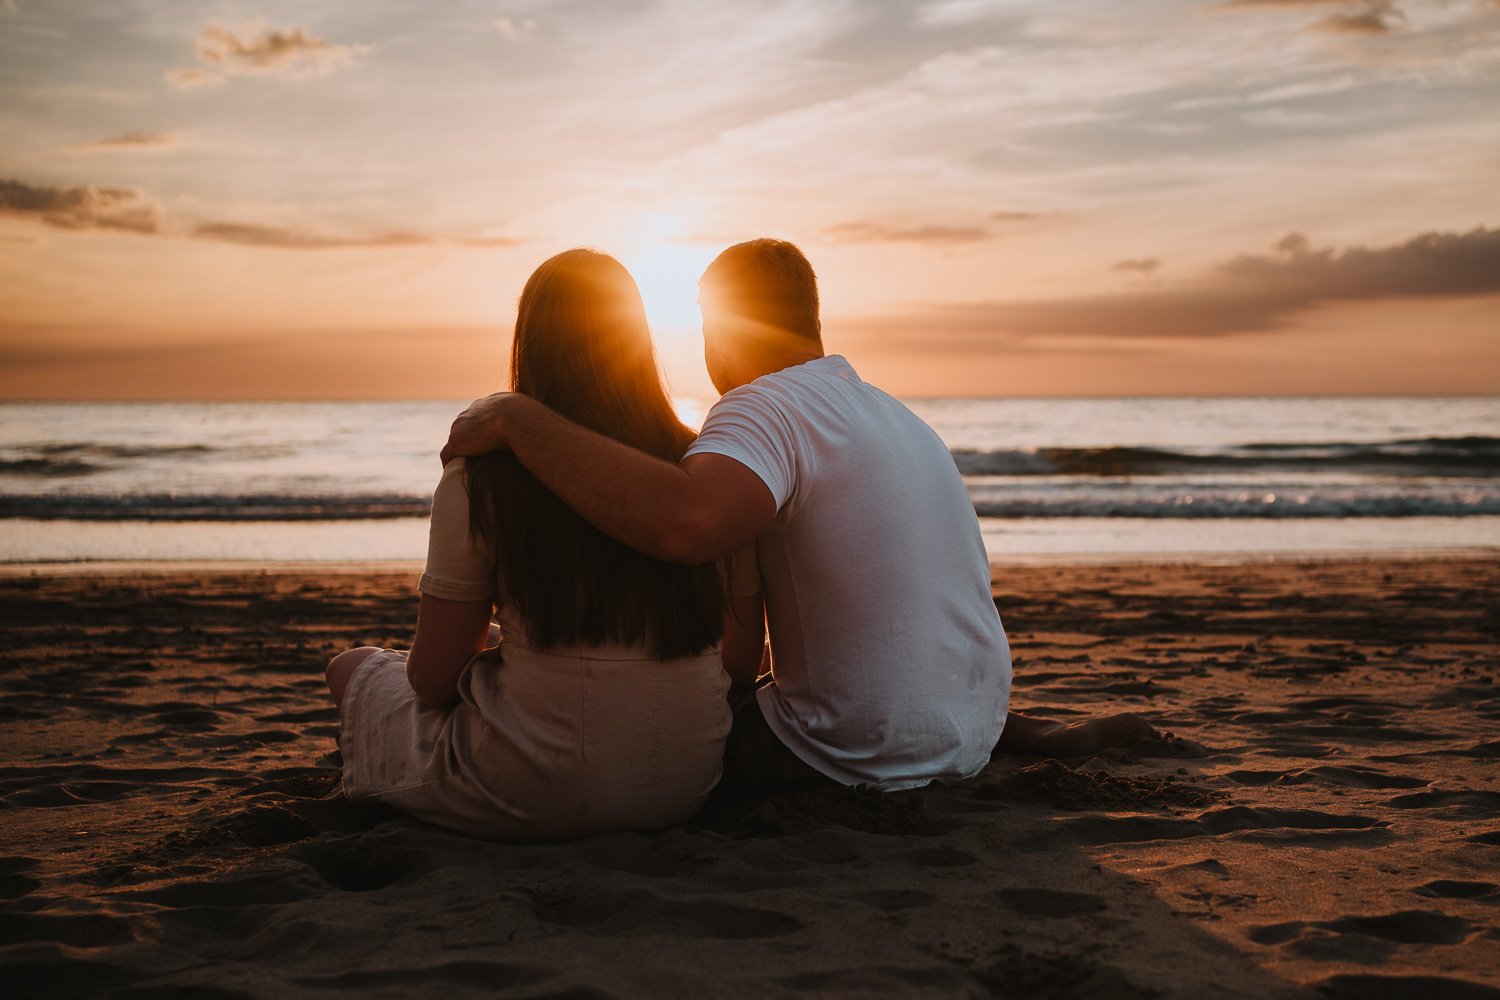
[849,226,1500,342]
[193,222,430,249]
[1221,0,1402,34]
[824,221,993,244]
[0,177,161,233]
[1113,257,1161,273]
[1,176,520,250]
[1315,7,1397,32]
[990,211,1045,222]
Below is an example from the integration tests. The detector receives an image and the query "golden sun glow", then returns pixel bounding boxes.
[619,216,719,393]
[620,214,717,337]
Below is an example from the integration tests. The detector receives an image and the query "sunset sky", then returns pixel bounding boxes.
[2,0,1497,399]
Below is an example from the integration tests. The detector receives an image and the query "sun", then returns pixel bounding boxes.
[615,212,723,400]
[618,213,717,337]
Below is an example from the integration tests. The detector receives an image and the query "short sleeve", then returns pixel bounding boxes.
[683,388,797,510]
[418,458,496,602]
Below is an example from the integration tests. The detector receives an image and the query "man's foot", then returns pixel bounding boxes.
[997,711,1155,758]
[1032,713,1155,757]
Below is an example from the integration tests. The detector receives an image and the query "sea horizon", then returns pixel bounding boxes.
[3,395,1496,565]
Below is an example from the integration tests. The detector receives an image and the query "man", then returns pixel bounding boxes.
[443,239,1147,791]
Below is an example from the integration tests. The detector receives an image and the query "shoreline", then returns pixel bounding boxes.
[3,547,1500,578]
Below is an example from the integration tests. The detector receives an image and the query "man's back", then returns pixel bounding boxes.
[687,355,1011,790]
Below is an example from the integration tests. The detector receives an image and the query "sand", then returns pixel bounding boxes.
[1,558,1497,999]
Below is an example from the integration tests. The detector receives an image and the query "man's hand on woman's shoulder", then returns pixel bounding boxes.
[441,392,528,465]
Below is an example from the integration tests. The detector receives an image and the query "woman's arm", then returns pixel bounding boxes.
[408,456,498,708]
[405,593,494,709]
[722,543,767,688]
[722,588,766,689]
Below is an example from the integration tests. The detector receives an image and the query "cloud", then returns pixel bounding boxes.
[163,67,224,90]
[1248,74,1361,102]
[917,0,1012,28]
[1220,0,1404,34]
[1113,257,1160,273]
[1242,106,1341,127]
[0,178,162,233]
[453,235,525,248]
[166,20,368,86]
[1316,6,1399,33]
[192,222,430,249]
[852,225,1500,342]
[71,131,180,151]
[823,221,994,244]
[493,16,537,40]
[0,176,521,249]
[990,211,1046,222]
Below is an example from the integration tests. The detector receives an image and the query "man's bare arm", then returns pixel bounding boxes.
[442,393,776,565]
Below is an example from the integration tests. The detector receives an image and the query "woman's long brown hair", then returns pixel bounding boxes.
[464,249,723,659]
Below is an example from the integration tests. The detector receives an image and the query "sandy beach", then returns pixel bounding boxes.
[2,557,1497,998]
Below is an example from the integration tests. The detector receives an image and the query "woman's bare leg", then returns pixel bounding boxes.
[995,710,1155,758]
[326,646,382,707]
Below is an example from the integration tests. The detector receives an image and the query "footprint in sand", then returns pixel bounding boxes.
[902,846,978,869]
[0,910,135,949]
[294,960,549,992]
[1051,805,1389,847]
[776,966,966,993]
[990,887,1107,918]
[1413,879,1497,899]
[1271,765,1430,790]
[845,888,936,911]
[0,856,40,900]
[532,886,801,939]
[152,706,224,730]
[1250,909,1480,947]
[125,868,325,908]
[1319,973,1500,1000]
[1385,790,1500,818]
[295,835,429,892]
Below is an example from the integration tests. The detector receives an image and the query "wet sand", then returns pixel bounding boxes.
[1,558,1497,998]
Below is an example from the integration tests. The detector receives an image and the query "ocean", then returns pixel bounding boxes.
[2,396,1497,564]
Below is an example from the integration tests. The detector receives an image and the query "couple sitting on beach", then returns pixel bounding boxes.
[325,239,1148,842]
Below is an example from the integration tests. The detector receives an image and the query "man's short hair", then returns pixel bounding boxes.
[699,239,821,344]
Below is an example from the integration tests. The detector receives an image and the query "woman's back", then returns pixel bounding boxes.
[332,248,734,842]
[464,450,722,660]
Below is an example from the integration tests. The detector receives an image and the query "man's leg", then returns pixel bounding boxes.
[722,688,836,793]
[995,710,1154,758]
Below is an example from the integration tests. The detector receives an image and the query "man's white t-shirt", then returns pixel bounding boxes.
[686,355,1011,791]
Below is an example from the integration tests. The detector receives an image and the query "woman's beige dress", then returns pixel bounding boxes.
[338,458,733,842]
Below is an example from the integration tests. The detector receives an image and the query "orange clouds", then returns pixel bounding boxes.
[165,20,369,89]
[0,179,161,234]
[848,225,1500,343]
[0,177,519,251]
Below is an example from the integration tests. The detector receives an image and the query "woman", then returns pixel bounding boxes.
[324,249,760,842]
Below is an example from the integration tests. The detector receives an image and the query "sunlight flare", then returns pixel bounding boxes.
[619,214,717,338]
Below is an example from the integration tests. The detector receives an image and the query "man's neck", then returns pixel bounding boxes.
[741,346,825,385]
